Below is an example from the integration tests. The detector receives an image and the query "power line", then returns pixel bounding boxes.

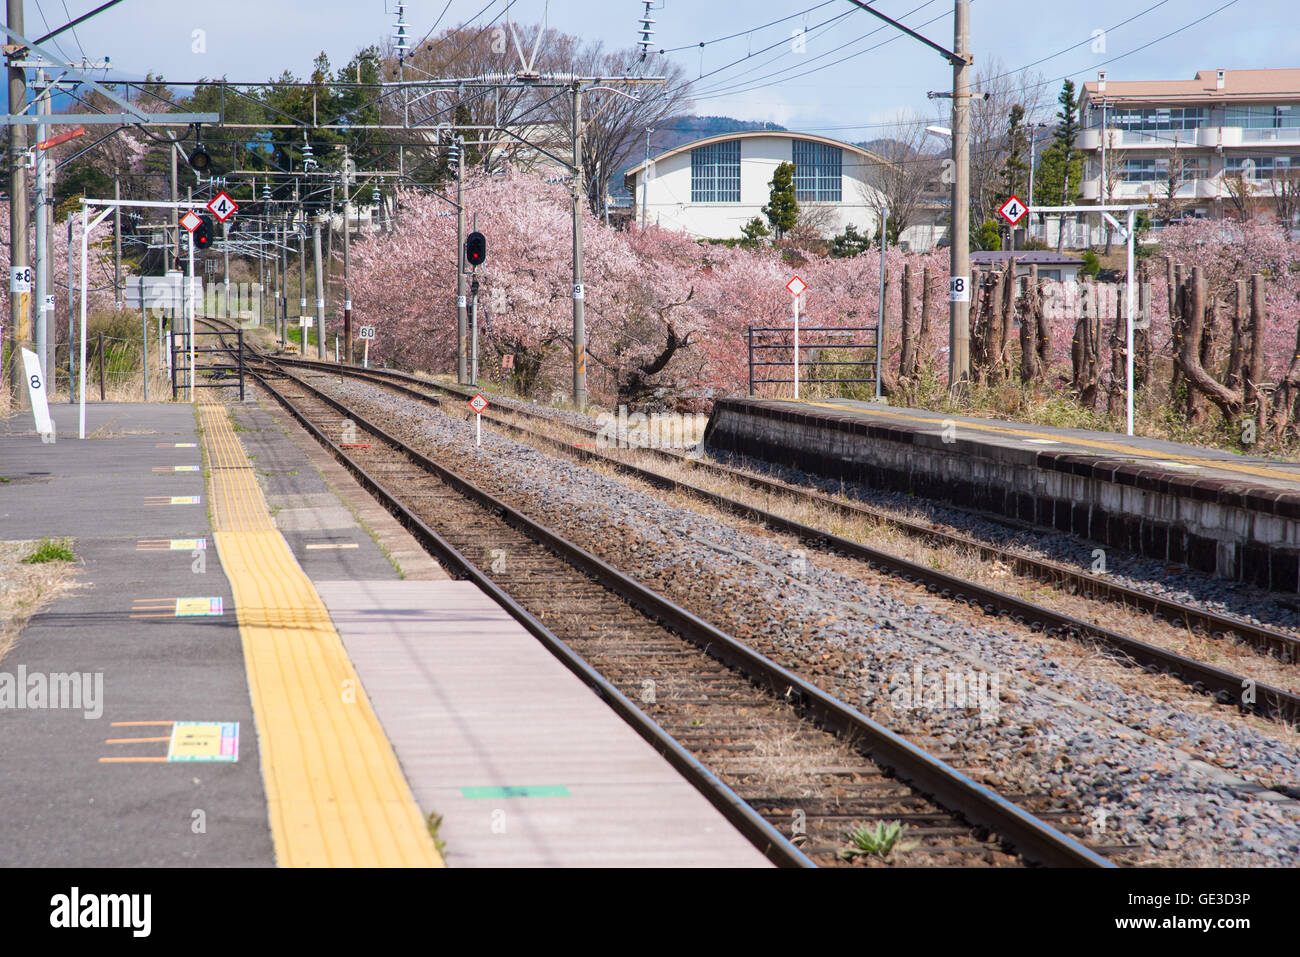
[693,2,951,103]
[658,1,838,54]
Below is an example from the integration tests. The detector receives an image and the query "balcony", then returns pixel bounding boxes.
[1240,127,1300,145]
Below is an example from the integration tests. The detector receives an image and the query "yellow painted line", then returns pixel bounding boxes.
[197,400,443,868]
[800,400,1300,486]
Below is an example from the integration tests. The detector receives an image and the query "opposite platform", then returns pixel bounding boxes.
[706,397,1300,592]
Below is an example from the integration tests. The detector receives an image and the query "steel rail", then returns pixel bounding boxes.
[250,351,1299,724]
[236,352,1112,868]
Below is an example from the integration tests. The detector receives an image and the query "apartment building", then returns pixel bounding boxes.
[1071,68,1300,241]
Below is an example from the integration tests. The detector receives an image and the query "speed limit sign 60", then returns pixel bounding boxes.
[358,326,376,340]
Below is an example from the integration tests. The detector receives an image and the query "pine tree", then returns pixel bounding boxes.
[762,161,799,239]
[999,104,1029,202]
[1034,80,1085,249]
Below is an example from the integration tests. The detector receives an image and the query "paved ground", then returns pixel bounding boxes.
[0,402,273,866]
[2,393,771,867]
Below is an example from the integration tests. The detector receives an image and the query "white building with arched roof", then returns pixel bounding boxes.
[623,131,898,244]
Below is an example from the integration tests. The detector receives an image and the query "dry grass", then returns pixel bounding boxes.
[0,539,82,664]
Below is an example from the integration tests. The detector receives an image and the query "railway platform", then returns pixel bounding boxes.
[705,397,1300,593]
[0,395,769,868]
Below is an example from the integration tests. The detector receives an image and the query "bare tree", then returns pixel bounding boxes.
[1223,172,1258,221]
[1270,166,1300,229]
[855,112,941,244]
[541,42,693,216]
[967,57,1051,222]
[1152,135,1194,222]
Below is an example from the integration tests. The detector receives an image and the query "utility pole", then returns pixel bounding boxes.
[312,217,325,359]
[113,172,122,307]
[222,220,230,320]
[34,69,48,381]
[342,147,352,363]
[170,134,180,269]
[948,0,972,391]
[279,220,289,347]
[298,213,307,350]
[571,84,587,410]
[455,137,467,384]
[641,127,652,230]
[7,0,30,408]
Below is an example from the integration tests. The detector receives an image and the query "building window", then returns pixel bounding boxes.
[1226,105,1300,129]
[690,140,741,202]
[1106,107,1205,132]
[792,139,842,202]
[1118,156,1209,182]
[1226,155,1298,179]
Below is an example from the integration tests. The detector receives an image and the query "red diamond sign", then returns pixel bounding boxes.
[468,393,489,415]
[180,210,202,233]
[785,275,807,297]
[207,191,238,223]
[999,195,1028,226]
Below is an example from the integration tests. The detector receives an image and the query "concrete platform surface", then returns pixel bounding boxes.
[318,579,772,868]
[0,402,274,867]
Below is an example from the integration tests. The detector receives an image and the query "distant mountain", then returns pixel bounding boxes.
[615,115,789,191]
[651,115,788,155]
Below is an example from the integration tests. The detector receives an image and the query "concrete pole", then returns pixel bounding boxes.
[877,205,887,400]
[257,230,266,327]
[8,0,31,408]
[298,215,307,349]
[641,127,652,230]
[34,70,48,380]
[170,135,180,269]
[66,216,74,402]
[222,222,230,321]
[572,85,587,410]
[313,219,325,359]
[113,173,122,308]
[279,221,290,347]
[1125,208,1135,436]
[948,0,972,392]
[456,140,468,383]
[45,98,56,380]
[342,148,352,363]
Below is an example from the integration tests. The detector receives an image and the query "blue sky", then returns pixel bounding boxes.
[31,0,1294,134]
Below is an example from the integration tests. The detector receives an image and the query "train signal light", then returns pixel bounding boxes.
[465,231,486,267]
[193,216,214,250]
[188,144,211,172]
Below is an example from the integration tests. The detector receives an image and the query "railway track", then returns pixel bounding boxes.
[235,340,1300,726]
[202,322,1118,868]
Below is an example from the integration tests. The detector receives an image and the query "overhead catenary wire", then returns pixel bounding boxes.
[691,0,943,101]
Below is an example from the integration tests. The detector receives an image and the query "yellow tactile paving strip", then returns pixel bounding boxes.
[197,398,443,867]
[803,400,1300,487]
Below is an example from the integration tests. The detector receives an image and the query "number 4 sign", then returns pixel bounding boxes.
[206,191,238,223]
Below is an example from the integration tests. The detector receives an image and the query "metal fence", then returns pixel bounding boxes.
[747,325,879,397]
[170,328,245,400]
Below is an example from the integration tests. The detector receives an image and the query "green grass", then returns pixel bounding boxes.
[0,476,10,483]
[21,538,76,564]
[425,812,447,855]
[840,820,919,860]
